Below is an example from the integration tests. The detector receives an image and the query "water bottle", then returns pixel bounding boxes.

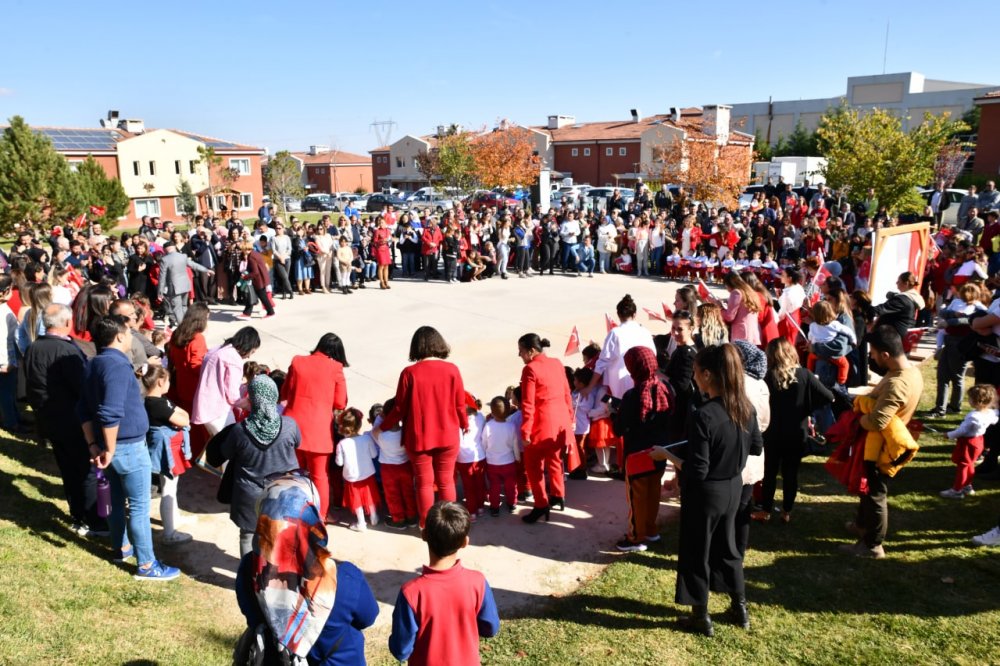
[95,468,111,518]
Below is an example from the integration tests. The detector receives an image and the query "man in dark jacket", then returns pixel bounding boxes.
[23,303,107,536]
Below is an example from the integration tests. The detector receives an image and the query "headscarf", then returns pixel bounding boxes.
[732,339,767,381]
[243,375,282,444]
[623,346,670,421]
[252,471,338,658]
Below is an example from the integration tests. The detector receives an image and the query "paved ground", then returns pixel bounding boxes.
[164,271,697,626]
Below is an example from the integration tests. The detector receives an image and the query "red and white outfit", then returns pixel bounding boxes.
[482,418,520,510]
[456,411,487,515]
[947,409,999,491]
[335,433,379,526]
[776,282,805,346]
[373,416,417,524]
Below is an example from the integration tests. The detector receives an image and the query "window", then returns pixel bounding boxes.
[619,147,627,156]
[189,160,197,174]
[230,158,251,175]
[583,148,591,157]
[412,157,419,168]
[606,147,613,156]
[239,193,253,210]
[67,160,83,173]
[174,160,181,175]
[135,198,160,217]
[148,160,156,176]
[571,148,579,157]
[132,161,140,176]
[396,157,403,168]
[174,197,192,216]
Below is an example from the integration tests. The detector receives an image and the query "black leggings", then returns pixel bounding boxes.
[760,440,804,513]
[515,246,529,273]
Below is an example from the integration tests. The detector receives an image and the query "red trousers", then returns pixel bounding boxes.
[625,472,664,543]
[487,462,518,508]
[807,353,849,385]
[409,445,458,527]
[381,461,418,522]
[296,450,332,519]
[566,434,586,471]
[952,436,984,490]
[523,438,565,509]
[456,460,487,514]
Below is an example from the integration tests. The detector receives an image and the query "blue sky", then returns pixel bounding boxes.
[1,0,997,155]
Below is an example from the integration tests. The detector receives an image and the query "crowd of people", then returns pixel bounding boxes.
[6,176,1000,663]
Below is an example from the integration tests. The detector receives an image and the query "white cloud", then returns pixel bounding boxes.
[0,87,12,96]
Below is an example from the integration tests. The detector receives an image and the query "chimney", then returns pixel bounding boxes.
[309,144,329,156]
[119,118,145,134]
[702,104,731,143]
[437,125,446,138]
[100,109,120,129]
[630,108,640,123]
[547,115,576,130]
[669,107,680,122]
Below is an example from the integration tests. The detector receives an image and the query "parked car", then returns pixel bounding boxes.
[282,197,302,212]
[584,187,634,205]
[301,193,339,212]
[336,194,364,211]
[408,193,455,215]
[463,190,521,211]
[366,193,409,212]
[918,188,968,227]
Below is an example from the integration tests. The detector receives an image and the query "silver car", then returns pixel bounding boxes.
[408,193,455,215]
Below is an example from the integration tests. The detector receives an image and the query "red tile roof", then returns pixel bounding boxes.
[535,109,753,145]
[293,150,372,166]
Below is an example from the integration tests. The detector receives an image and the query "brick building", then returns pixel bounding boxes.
[974,91,1000,178]
[291,147,373,193]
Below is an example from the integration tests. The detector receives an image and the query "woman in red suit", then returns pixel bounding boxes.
[518,333,575,524]
[375,326,467,528]
[372,216,393,290]
[166,302,210,459]
[280,333,349,519]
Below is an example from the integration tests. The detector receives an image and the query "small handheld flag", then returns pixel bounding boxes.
[564,326,581,356]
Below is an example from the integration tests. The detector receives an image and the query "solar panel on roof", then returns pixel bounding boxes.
[37,128,121,151]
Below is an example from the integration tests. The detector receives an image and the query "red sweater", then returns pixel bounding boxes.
[519,353,574,445]
[282,351,347,454]
[381,359,468,453]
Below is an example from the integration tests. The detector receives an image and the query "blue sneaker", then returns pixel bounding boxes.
[113,545,134,563]
[134,560,180,582]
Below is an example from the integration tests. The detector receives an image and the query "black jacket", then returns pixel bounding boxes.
[612,383,672,481]
[23,335,87,440]
[763,367,833,449]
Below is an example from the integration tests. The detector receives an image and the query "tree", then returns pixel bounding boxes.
[471,122,540,189]
[772,121,821,157]
[417,131,477,191]
[934,140,970,188]
[654,124,753,209]
[176,178,198,220]
[0,115,81,232]
[816,105,968,213]
[753,131,773,162]
[264,150,305,219]
[196,144,223,209]
[73,155,129,228]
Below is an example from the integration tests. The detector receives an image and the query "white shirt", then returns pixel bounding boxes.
[777,283,805,322]
[0,303,15,368]
[335,433,377,482]
[372,415,408,465]
[594,319,656,399]
[482,419,519,465]
[947,409,999,439]
[573,390,595,435]
[742,375,770,486]
[458,412,486,463]
[51,285,73,306]
[559,220,581,244]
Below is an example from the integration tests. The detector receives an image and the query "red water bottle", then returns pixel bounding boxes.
[95,468,111,518]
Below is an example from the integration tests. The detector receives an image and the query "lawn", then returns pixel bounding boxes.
[2,358,998,665]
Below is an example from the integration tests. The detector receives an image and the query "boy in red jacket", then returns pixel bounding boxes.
[389,501,500,665]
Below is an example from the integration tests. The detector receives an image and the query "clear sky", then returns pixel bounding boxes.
[1,0,997,155]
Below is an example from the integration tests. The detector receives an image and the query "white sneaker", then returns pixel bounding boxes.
[161,531,193,545]
[589,464,609,474]
[963,485,976,496]
[939,488,965,499]
[972,526,1000,546]
[369,513,380,527]
[349,522,367,532]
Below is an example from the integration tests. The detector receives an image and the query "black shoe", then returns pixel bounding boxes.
[725,597,750,630]
[568,468,588,480]
[489,507,500,517]
[678,607,714,637]
[504,502,515,513]
[551,496,565,511]
[521,507,550,524]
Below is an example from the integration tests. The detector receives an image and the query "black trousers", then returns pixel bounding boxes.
[243,286,275,316]
[676,476,745,606]
[857,468,889,547]
[515,246,529,273]
[423,253,439,280]
[50,431,103,528]
[760,437,804,512]
[272,260,294,297]
[735,483,753,558]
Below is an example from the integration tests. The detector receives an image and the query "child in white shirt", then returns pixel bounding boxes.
[482,396,520,515]
[941,384,999,499]
[570,369,596,479]
[371,399,417,528]
[335,409,379,531]
[457,399,487,518]
[806,300,856,387]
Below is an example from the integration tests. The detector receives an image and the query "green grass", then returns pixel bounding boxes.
[2,357,999,665]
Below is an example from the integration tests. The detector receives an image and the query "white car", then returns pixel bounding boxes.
[408,193,456,215]
[918,188,968,227]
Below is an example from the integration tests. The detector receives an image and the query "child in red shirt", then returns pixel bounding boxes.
[389,501,499,665]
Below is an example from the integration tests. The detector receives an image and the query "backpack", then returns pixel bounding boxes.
[233,623,306,666]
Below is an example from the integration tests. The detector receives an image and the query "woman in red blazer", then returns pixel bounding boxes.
[375,326,467,527]
[281,333,349,518]
[166,303,210,459]
[518,333,574,523]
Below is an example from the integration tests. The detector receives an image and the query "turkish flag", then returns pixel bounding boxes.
[697,279,711,301]
[73,213,87,229]
[564,326,581,356]
[662,303,673,319]
[808,289,822,307]
[644,307,666,323]
[605,313,618,333]
[89,205,106,217]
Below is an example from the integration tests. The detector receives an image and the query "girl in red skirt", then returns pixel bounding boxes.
[587,384,622,474]
[335,409,380,531]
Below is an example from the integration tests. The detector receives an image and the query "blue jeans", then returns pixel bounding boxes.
[561,242,580,269]
[0,370,20,429]
[364,261,377,279]
[650,246,665,275]
[107,438,155,566]
[577,256,596,275]
[402,252,416,276]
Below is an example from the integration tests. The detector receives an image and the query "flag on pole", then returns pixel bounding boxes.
[605,313,618,333]
[644,307,666,323]
[72,213,87,229]
[697,279,711,301]
[662,302,674,319]
[787,313,806,341]
[88,205,106,217]
[564,326,581,356]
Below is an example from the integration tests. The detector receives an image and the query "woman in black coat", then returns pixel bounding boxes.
[666,343,761,637]
[755,339,833,523]
[860,271,924,342]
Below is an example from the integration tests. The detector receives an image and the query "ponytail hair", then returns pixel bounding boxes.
[518,333,551,353]
[695,343,752,431]
[140,364,170,394]
[616,294,637,320]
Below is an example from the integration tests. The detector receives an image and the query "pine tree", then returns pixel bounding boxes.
[264,151,305,220]
[176,178,198,220]
[74,155,129,228]
[0,115,82,233]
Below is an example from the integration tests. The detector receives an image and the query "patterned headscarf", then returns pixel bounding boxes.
[623,346,670,422]
[732,339,767,381]
[252,471,338,658]
[244,375,281,444]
